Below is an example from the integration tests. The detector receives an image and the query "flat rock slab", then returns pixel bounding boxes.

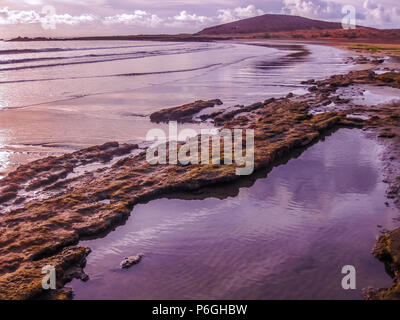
[150,99,223,123]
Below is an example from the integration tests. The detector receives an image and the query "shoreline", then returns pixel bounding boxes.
[0,40,345,178]
[1,42,400,299]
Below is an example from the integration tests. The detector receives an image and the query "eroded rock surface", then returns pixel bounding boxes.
[0,69,400,300]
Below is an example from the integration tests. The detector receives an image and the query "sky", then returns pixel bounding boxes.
[0,0,399,38]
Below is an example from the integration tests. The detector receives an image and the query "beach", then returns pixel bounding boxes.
[1,39,400,300]
[0,41,352,176]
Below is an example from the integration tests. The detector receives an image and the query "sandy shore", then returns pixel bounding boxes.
[1,41,400,299]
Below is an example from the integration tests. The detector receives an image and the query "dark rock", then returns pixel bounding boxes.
[150,99,223,123]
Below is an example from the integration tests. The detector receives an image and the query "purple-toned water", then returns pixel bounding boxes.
[0,41,353,177]
[2,40,393,300]
[71,129,399,300]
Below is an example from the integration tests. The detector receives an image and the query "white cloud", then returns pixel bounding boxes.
[281,0,342,19]
[0,7,40,24]
[0,6,96,25]
[10,0,44,5]
[51,13,96,26]
[0,6,163,28]
[361,0,399,26]
[217,5,264,23]
[1,0,399,36]
[166,6,264,28]
[363,0,377,10]
[174,10,211,24]
[280,0,400,28]
[104,11,163,28]
[165,10,213,28]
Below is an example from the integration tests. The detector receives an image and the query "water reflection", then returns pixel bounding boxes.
[0,130,10,179]
[0,41,354,175]
[252,43,311,71]
[71,129,399,300]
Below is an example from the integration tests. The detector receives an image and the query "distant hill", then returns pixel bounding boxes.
[197,14,358,35]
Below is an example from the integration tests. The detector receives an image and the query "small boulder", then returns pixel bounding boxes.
[120,254,143,269]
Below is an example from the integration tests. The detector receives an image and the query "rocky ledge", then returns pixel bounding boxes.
[149,99,223,123]
[0,69,400,299]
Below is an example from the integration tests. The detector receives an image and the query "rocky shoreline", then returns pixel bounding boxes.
[1,62,400,299]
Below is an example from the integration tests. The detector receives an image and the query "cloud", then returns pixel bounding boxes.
[0,7,40,24]
[280,0,400,27]
[363,0,377,10]
[1,1,398,35]
[104,11,163,28]
[361,0,400,26]
[8,0,44,5]
[281,0,342,19]
[51,13,96,25]
[164,5,265,28]
[165,10,213,28]
[0,6,162,28]
[0,6,96,25]
[217,5,264,23]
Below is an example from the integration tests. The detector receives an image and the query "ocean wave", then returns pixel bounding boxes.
[0,51,148,65]
[0,63,222,85]
[0,43,184,56]
[0,45,226,72]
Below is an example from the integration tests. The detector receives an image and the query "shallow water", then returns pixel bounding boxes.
[337,84,400,106]
[0,41,350,110]
[71,129,399,300]
[0,41,353,176]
